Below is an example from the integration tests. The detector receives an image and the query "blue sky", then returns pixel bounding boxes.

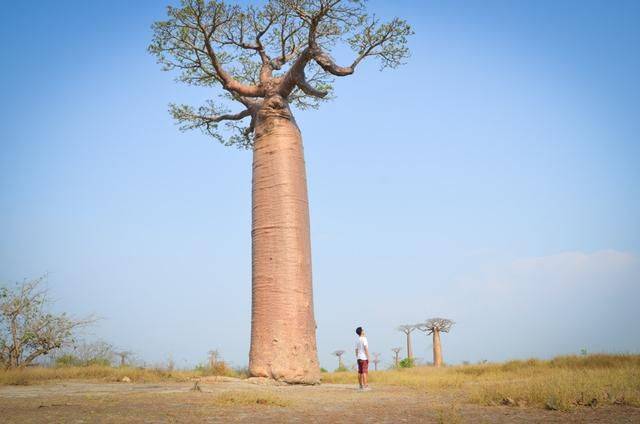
[1,0,639,369]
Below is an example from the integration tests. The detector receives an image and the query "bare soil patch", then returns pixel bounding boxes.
[1,379,639,423]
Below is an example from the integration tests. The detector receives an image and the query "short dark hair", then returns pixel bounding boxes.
[356,327,363,336]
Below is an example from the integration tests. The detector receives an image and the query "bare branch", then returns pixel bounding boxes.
[314,16,412,76]
[149,0,264,97]
[172,104,251,124]
[169,100,256,148]
[417,318,455,334]
[295,71,328,98]
[150,0,411,145]
[397,324,418,335]
[0,276,97,369]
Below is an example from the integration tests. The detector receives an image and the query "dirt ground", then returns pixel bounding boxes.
[1,378,639,423]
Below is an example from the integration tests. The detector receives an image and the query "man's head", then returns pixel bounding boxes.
[356,327,363,336]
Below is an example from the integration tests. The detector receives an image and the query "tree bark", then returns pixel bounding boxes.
[406,332,413,360]
[249,95,320,384]
[433,330,442,367]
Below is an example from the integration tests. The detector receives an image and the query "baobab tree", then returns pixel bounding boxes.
[391,347,401,367]
[208,349,219,369]
[418,318,454,367]
[150,0,411,384]
[116,351,133,367]
[371,352,380,371]
[397,324,418,361]
[332,350,345,370]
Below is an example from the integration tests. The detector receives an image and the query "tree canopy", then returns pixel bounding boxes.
[0,276,95,369]
[149,0,412,148]
[418,318,455,334]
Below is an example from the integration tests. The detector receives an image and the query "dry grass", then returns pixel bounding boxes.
[212,391,290,407]
[435,402,462,424]
[0,358,243,386]
[0,366,199,385]
[195,361,239,378]
[322,354,640,411]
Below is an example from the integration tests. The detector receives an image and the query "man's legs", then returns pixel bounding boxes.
[363,370,368,388]
[358,372,363,388]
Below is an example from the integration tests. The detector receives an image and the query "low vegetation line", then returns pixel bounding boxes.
[0,362,242,386]
[2,353,638,412]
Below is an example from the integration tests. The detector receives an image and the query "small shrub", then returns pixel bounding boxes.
[399,358,414,368]
[195,361,237,377]
[320,367,328,373]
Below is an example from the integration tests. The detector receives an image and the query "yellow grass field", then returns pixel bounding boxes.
[322,354,640,411]
[1,354,638,422]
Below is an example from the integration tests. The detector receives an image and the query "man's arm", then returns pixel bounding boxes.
[364,345,370,361]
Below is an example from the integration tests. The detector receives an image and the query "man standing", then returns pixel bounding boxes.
[355,327,370,390]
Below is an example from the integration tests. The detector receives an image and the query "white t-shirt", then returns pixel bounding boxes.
[355,336,368,360]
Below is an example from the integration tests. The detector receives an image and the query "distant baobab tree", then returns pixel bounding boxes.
[418,318,454,367]
[397,324,418,360]
[391,347,402,367]
[149,0,411,384]
[208,349,219,368]
[332,350,346,370]
[116,351,133,367]
[371,352,380,371]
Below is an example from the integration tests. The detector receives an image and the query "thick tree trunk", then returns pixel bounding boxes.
[249,96,320,384]
[406,332,413,360]
[433,330,443,367]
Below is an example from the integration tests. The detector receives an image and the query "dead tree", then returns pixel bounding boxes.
[332,350,345,369]
[150,0,411,384]
[116,351,133,367]
[397,324,418,360]
[371,352,380,371]
[391,347,402,367]
[418,318,454,367]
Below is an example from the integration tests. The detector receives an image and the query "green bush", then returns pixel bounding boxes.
[320,367,328,373]
[399,358,415,368]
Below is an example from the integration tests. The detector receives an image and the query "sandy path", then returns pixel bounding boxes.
[1,380,638,423]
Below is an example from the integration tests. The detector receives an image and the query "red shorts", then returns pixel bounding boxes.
[357,359,369,374]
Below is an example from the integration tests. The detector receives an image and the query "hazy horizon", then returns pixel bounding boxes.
[2,0,639,370]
